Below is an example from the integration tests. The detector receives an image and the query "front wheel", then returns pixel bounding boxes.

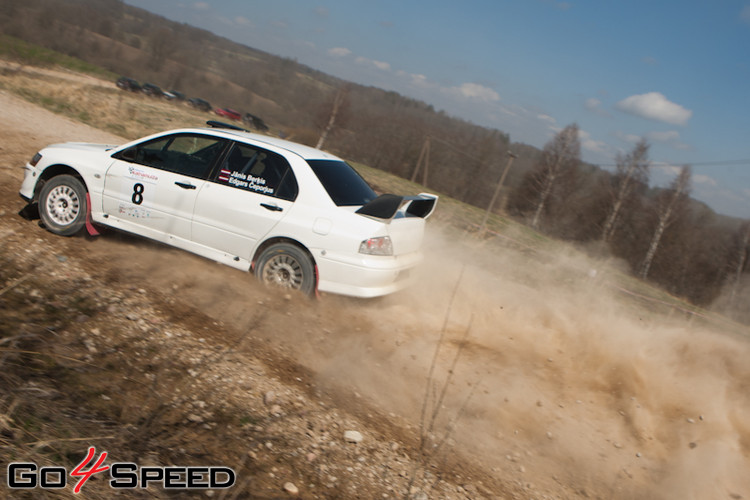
[254,243,316,296]
[38,175,88,236]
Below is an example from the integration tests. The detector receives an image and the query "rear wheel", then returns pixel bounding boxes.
[254,243,316,296]
[38,175,88,236]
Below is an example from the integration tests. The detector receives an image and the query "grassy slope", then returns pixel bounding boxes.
[0,39,745,338]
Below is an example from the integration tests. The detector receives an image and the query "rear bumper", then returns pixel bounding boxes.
[316,250,422,298]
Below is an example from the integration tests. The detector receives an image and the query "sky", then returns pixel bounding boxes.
[123,0,750,219]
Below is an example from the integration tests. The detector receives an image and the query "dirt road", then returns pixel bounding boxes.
[2,87,750,499]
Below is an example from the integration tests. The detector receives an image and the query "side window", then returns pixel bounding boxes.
[113,134,226,179]
[214,143,298,201]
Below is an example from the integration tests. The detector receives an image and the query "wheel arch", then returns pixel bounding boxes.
[34,165,88,201]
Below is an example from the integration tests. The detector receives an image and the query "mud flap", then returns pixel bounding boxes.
[18,202,39,221]
[314,263,321,300]
[85,192,100,236]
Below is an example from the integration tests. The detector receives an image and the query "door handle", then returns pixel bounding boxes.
[175,182,196,190]
[260,203,283,212]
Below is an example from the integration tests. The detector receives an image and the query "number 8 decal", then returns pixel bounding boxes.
[132,183,144,205]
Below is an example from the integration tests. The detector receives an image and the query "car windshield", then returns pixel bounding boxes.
[308,160,377,206]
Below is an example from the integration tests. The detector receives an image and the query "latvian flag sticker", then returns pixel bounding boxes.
[218,169,231,182]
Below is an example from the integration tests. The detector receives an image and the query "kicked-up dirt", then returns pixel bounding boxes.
[1,78,750,500]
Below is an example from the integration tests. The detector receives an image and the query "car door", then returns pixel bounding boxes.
[191,142,298,260]
[102,133,227,242]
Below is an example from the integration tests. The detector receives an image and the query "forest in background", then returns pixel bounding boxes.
[0,0,747,319]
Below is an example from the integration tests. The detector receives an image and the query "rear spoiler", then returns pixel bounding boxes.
[355,193,438,222]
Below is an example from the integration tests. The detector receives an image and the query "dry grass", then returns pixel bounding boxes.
[2,61,741,339]
[0,64,213,140]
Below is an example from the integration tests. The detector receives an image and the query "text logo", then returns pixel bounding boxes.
[7,447,235,493]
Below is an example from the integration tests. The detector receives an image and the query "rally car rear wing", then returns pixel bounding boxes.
[356,193,438,222]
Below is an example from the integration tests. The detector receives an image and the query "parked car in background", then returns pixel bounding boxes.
[188,98,212,112]
[19,122,438,298]
[163,90,186,101]
[115,76,140,92]
[141,83,163,97]
[215,108,242,121]
[243,113,269,132]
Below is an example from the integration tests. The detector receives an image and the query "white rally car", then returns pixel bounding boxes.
[19,122,437,297]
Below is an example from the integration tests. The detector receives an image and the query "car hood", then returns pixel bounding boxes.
[44,142,119,154]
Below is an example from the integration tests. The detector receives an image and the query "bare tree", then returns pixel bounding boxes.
[602,138,650,242]
[147,26,178,70]
[316,85,350,150]
[530,123,581,229]
[639,165,692,280]
[727,221,750,307]
[410,136,430,185]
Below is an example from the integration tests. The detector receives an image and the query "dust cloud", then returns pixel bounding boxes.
[360,227,750,499]
[3,79,747,498]
[94,225,750,499]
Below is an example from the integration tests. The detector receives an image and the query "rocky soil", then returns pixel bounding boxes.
[2,72,750,500]
[0,89,515,499]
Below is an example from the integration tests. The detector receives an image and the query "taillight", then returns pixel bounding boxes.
[359,236,393,256]
[30,153,42,166]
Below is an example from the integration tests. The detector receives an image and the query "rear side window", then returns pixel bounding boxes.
[213,143,298,201]
[308,160,377,206]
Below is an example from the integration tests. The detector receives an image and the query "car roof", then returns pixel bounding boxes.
[198,127,342,161]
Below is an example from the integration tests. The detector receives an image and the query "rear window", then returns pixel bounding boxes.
[308,160,377,206]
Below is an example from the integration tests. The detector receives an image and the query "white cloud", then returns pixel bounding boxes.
[584,97,610,117]
[193,2,210,10]
[354,56,391,71]
[644,130,692,151]
[445,83,500,102]
[585,97,601,108]
[537,113,556,125]
[693,174,718,187]
[584,97,601,110]
[647,130,680,143]
[615,92,692,126]
[742,5,750,24]
[235,16,252,27]
[498,105,520,117]
[579,129,608,154]
[328,47,352,57]
[614,129,691,151]
[408,73,430,88]
[614,131,643,144]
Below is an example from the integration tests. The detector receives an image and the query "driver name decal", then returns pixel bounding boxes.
[221,170,274,195]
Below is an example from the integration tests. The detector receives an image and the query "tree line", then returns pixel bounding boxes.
[0,0,747,319]
[508,124,748,314]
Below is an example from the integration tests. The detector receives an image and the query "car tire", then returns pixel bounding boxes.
[38,174,88,236]
[254,243,316,296]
